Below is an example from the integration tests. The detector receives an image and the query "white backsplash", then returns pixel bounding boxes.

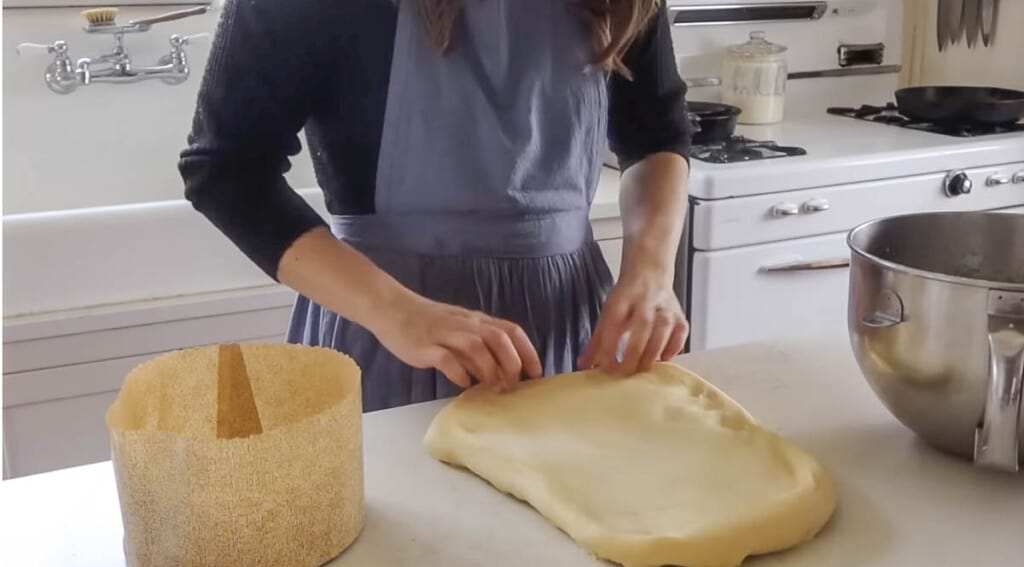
[1,4,317,215]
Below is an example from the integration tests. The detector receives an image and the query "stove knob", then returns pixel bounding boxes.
[802,198,830,213]
[944,170,973,197]
[1013,171,1024,184]
[986,174,1011,187]
[771,203,800,217]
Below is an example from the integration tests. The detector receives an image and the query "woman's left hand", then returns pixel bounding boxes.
[579,270,689,375]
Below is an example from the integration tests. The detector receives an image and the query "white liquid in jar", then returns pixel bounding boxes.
[723,92,785,124]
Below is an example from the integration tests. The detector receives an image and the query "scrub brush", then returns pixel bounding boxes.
[81,7,119,27]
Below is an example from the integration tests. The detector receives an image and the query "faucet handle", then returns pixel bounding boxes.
[16,41,69,56]
[170,33,211,48]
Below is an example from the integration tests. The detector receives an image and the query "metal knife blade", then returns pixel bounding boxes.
[937,0,949,52]
[948,0,965,45]
[963,0,980,48]
[980,0,998,47]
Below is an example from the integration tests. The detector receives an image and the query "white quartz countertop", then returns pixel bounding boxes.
[2,338,1022,566]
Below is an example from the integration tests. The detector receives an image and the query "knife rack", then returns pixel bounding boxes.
[936,0,999,52]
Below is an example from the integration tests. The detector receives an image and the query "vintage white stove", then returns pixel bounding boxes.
[645,1,1024,351]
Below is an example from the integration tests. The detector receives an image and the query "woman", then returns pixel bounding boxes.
[180,0,692,412]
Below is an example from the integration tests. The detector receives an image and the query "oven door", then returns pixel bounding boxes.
[686,205,1024,352]
[687,231,851,351]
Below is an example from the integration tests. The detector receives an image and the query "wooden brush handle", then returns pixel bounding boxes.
[217,344,263,439]
[128,6,208,28]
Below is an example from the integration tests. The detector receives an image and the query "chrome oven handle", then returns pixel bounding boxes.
[759,258,851,272]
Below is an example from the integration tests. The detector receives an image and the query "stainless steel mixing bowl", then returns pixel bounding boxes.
[847,211,1024,472]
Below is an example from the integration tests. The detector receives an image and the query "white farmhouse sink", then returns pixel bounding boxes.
[2,188,328,318]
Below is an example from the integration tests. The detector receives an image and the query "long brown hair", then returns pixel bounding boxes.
[418,0,661,79]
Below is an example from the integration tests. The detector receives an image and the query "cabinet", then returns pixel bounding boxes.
[3,289,294,479]
[689,232,851,351]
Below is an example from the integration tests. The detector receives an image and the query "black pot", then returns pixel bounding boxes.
[688,101,743,145]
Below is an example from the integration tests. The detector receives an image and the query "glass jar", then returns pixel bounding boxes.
[721,31,788,124]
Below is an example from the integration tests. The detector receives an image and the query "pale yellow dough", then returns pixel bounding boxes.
[424,363,836,567]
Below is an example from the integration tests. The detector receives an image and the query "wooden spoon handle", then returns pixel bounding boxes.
[217,344,263,439]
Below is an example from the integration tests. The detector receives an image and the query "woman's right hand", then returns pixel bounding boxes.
[371,293,544,391]
[276,228,541,390]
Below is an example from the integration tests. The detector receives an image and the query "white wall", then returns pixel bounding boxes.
[2,4,317,215]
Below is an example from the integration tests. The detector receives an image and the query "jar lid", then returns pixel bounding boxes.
[726,31,787,57]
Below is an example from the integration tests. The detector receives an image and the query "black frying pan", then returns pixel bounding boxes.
[687,101,742,145]
[895,86,1024,126]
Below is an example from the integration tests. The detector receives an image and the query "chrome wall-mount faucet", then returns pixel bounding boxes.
[16,6,211,95]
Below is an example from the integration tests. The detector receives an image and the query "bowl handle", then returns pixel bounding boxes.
[974,290,1024,473]
[862,289,903,328]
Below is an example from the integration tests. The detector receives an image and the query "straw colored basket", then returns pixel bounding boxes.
[106,343,364,567]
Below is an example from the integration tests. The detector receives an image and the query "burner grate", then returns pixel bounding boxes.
[691,136,807,164]
[827,104,1024,137]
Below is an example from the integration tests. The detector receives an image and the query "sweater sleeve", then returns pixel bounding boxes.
[178,0,332,280]
[607,2,693,171]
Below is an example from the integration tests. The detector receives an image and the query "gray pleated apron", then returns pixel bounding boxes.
[288,0,613,411]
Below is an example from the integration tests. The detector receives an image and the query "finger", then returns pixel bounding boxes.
[443,332,502,389]
[451,352,488,389]
[480,324,523,390]
[581,299,631,369]
[491,319,543,380]
[453,351,498,391]
[638,311,674,372]
[431,348,472,388]
[615,309,655,375]
[579,300,618,368]
[660,319,690,361]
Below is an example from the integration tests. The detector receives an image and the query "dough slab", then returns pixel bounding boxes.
[424,363,836,567]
